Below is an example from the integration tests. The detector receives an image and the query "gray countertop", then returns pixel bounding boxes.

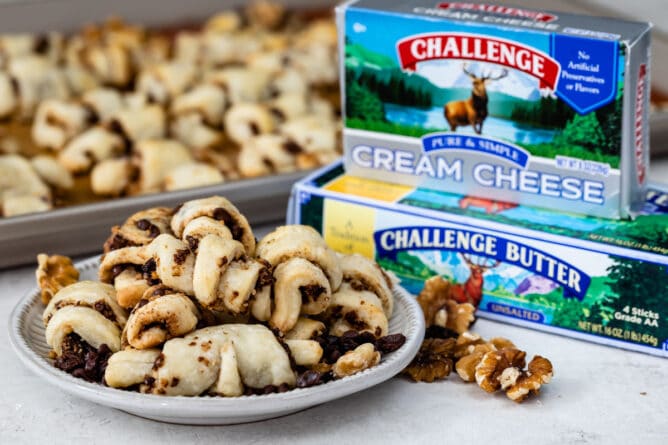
[1,163,668,444]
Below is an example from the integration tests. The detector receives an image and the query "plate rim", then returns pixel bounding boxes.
[8,255,425,422]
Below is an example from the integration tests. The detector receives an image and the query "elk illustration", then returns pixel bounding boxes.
[451,254,501,307]
[444,64,508,134]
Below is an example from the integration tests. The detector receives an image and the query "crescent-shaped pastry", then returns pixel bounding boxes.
[104,348,161,388]
[238,134,298,175]
[170,113,222,150]
[134,139,193,192]
[111,268,150,309]
[192,234,273,314]
[98,245,149,283]
[136,62,198,104]
[8,55,70,119]
[90,157,132,196]
[270,68,309,97]
[30,155,74,190]
[193,235,246,309]
[171,83,226,126]
[81,88,124,123]
[45,306,122,354]
[43,280,127,328]
[150,324,295,396]
[103,206,173,253]
[171,196,255,254]
[0,34,36,66]
[269,92,309,123]
[237,142,272,178]
[164,162,224,192]
[2,195,50,217]
[109,104,166,142]
[223,102,274,145]
[63,65,101,96]
[58,126,125,173]
[124,290,199,349]
[0,154,51,217]
[209,342,244,396]
[82,43,133,87]
[44,281,126,355]
[256,225,342,291]
[284,339,323,366]
[146,234,195,295]
[31,99,92,149]
[326,282,389,338]
[280,115,336,154]
[181,216,233,251]
[339,253,394,318]
[284,317,326,340]
[272,256,331,328]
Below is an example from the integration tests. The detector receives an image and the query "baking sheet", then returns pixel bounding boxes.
[0,0,337,268]
[0,170,310,268]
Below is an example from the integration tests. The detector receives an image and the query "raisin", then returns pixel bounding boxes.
[375,334,406,354]
[296,370,322,388]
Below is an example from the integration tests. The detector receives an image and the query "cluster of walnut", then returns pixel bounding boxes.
[404,276,553,403]
[37,195,405,397]
[0,1,340,217]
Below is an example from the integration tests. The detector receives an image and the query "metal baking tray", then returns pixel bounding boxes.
[0,0,336,268]
[0,170,311,268]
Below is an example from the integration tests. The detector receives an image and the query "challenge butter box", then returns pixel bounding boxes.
[336,0,652,219]
[289,162,668,357]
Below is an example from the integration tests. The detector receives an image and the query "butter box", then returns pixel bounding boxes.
[289,162,668,357]
[336,0,652,218]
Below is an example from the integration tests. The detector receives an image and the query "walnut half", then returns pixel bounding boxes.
[403,338,455,383]
[35,253,79,304]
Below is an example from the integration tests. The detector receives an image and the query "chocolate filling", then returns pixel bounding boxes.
[54,333,112,383]
[282,140,303,154]
[346,278,373,293]
[47,300,118,326]
[343,311,367,330]
[212,207,244,241]
[255,260,274,289]
[135,218,161,238]
[269,107,285,121]
[299,284,326,305]
[173,248,190,265]
[142,258,160,285]
[33,35,50,54]
[108,119,133,151]
[185,235,199,252]
[103,232,137,253]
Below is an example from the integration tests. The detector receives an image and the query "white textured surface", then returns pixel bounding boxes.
[2,162,668,442]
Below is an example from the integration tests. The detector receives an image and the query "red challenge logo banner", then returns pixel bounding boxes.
[396,33,560,90]
[436,2,558,23]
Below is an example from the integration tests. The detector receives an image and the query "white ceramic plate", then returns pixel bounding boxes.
[9,256,425,425]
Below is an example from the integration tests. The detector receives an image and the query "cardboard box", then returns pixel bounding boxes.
[289,162,668,357]
[336,0,651,218]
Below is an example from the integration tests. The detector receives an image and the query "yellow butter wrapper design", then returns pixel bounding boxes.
[323,199,375,257]
[325,176,411,203]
